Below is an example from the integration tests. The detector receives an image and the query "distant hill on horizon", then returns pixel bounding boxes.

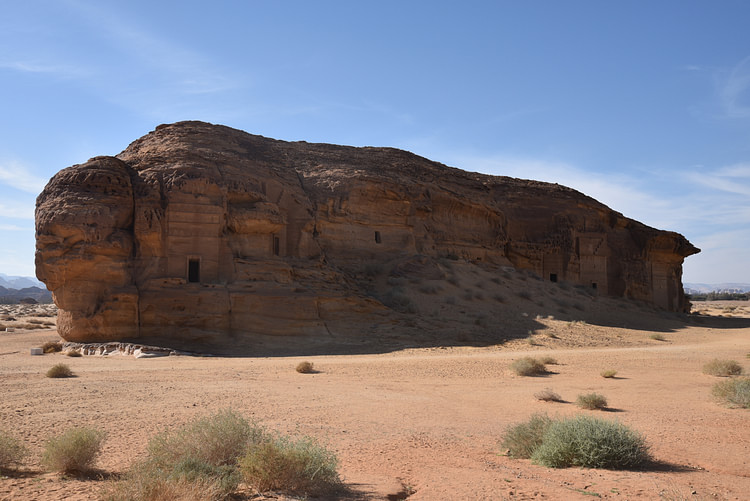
[0,273,44,290]
[685,283,750,294]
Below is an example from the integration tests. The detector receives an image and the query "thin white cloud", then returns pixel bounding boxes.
[0,202,35,220]
[0,161,48,194]
[686,163,750,197]
[449,154,686,230]
[0,223,30,231]
[0,60,91,79]
[718,56,750,118]
[64,0,237,97]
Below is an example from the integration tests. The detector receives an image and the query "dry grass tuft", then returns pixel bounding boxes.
[46,363,74,378]
[711,377,750,408]
[296,361,314,374]
[239,434,341,497]
[600,369,618,378]
[42,427,105,474]
[534,388,563,402]
[510,357,548,376]
[0,430,28,472]
[540,356,558,365]
[41,340,62,353]
[702,359,743,377]
[64,349,82,357]
[576,393,608,410]
[649,334,666,341]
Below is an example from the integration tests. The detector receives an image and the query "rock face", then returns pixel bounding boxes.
[35,121,699,352]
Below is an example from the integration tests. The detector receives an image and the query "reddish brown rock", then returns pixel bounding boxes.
[35,121,699,352]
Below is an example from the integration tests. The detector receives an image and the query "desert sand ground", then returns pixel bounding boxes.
[1,300,749,500]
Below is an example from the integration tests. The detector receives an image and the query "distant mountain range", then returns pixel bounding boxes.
[0,274,51,304]
[0,273,44,289]
[684,283,750,294]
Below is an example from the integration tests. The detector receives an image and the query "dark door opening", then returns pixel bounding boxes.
[188,258,200,283]
[591,282,597,290]
[549,273,558,283]
[273,236,280,256]
[374,231,381,244]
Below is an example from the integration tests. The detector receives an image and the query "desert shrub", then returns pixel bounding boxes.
[105,410,258,500]
[148,409,264,471]
[42,427,105,474]
[711,377,750,408]
[501,413,552,458]
[510,357,547,376]
[702,359,743,377]
[239,434,341,496]
[649,334,666,341]
[296,361,314,374]
[540,356,557,365]
[41,340,62,353]
[576,393,608,410]
[530,415,650,469]
[64,349,82,357]
[600,370,618,378]
[101,461,231,501]
[0,430,28,472]
[534,389,563,402]
[46,363,74,378]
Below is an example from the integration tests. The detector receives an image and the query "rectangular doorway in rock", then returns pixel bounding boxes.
[549,273,558,283]
[188,258,200,283]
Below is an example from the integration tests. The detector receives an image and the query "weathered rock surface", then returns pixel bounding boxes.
[35,121,699,353]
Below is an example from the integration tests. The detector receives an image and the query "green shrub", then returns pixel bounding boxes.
[148,409,264,470]
[501,413,552,459]
[649,334,666,341]
[576,393,608,410]
[0,430,28,471]
[600,369,618,378]
[702,359,743,377]
[712,377,750,408]
[530,415,650,469]
[41,427,105,474]
[510,357,547,376]
[46,363,74,378]
[296,361,314,374]
[239,434,341,496]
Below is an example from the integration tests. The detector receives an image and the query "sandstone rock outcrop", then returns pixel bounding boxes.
[35,121,699,352]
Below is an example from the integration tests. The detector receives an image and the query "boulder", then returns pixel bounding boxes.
[35,121,699,353]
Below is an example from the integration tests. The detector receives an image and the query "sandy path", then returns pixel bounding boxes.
[1,312,749,500]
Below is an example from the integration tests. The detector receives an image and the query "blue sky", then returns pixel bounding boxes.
[1,0,749,283]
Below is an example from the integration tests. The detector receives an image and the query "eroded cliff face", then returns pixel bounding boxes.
[35,121,699,351]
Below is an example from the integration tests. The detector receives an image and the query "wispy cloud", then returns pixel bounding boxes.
[0,223,30,231]
[686,163,750,197]
[64,0,237,97]
[0,60,91,79]
[448,153,687,230]
[718,56,750,118]
[0,202,35,220]
[0,161,48,194]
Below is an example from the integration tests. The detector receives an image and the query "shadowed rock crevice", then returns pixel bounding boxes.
[35,121,699,353]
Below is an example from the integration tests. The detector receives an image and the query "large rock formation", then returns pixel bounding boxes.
[35,121,699,352]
